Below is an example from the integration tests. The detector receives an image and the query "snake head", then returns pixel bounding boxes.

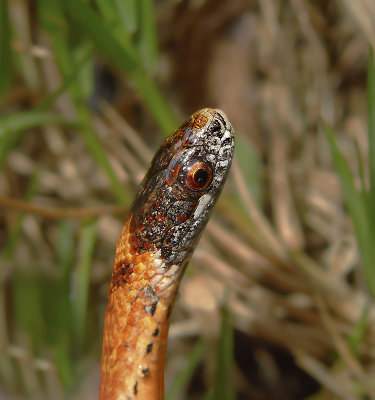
[129,108,234,266]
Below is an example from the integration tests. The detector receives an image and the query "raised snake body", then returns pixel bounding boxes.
[99,108,234,399]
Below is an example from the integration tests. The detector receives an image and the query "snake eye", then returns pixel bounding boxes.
[185,161,213,191]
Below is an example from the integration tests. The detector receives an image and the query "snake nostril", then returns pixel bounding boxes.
[209,119,221,134]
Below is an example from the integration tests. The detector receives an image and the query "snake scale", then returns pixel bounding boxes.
[99,108,234,399]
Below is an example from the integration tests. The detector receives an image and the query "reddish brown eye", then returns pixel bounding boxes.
[186,161,213,191]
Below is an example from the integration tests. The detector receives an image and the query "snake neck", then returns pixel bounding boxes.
[99,220,184,400]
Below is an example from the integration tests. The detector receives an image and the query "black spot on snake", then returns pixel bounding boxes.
[146,343,153,354]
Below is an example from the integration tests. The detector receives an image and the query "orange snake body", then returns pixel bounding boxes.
[99,109,234,399]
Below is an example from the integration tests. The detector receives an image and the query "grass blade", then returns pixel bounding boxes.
[367,47,375,260]
[63,0,139,71]
[354,139,367,196]
[0,111,74,166]
[348,303,370,356]
[37,45,94,111]
[324,126,368,252]
[137,0,158,69]
[0,0,12,99]
[131,69,178,135]
[201,388,214,400]
[166,337,207,400]
[72,219,98,348]
[0,111,73,140]
[212,304,235,400]
[324,126,375,295]
[0,284,16,390]
[79,113,131,204]
[367,47,375,207]
[235,132,263,206]
[0,174,39,260]
[13,272,44,350]
[0,174,39,391]
[42,277,74,389]
[61,0,177,134]
[42,220,76,389]
[114,0,137,34]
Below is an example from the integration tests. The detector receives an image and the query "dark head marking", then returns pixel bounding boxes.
[129,108,234,267]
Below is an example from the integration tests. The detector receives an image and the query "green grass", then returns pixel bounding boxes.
[61,0,177,134]
[0,0,12,98]
[211,304,235,400]
[324,47,375,296]
[166,337,207,400]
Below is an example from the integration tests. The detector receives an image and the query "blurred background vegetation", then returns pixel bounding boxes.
[1,0,375,399]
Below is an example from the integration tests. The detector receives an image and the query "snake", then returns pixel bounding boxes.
[99,108,234,400]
